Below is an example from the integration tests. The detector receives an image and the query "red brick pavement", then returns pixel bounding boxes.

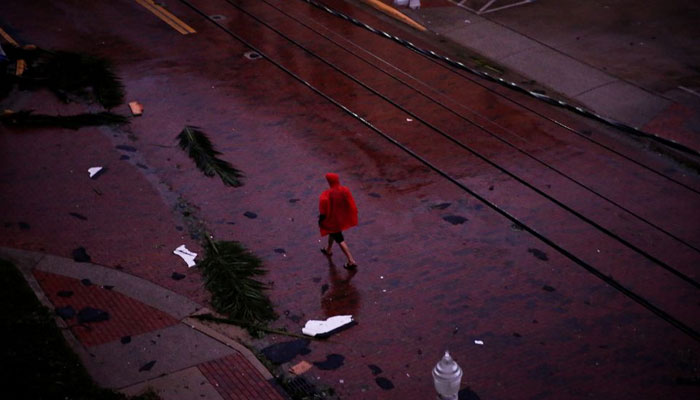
[34,269,180,347]
[198,353,286,400]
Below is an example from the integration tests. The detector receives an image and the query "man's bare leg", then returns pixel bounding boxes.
[323,236,334,255]
[338,241,357,267]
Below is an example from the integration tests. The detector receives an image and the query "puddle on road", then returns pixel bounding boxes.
[431,202,451,210]
[321,265,360,317]
[72,247,91,263]
[528,248,549,261]
[368,364,383,375]
[443,215,468,225]
[171,272,185,281]
[375,377,394,390]
[313,354,344,370]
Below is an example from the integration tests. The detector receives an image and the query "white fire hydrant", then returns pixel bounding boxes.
[433,350,463,400]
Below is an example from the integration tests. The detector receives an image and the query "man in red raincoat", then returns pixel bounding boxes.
[319,173,358,269]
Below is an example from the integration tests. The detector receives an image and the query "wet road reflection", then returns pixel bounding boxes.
[321,257,361,317]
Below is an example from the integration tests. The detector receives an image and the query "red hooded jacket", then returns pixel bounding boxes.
[319,173,358,236]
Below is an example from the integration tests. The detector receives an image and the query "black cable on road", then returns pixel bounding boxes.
[175,0,700,342]
[259,0,700,256]
[300,0,700,196]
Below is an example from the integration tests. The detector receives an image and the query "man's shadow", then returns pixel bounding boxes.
[321,257,360,317]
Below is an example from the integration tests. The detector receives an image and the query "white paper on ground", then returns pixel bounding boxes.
[88,167,103,178]
[173,245,197,267]
[474,340,484,345]
[302,315,354,337]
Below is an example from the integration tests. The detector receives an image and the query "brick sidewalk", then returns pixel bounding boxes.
[4,249,288,400]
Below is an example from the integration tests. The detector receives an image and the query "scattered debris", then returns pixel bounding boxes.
[102,285,114,290]
[243,51,262,60]
[15,59,26,76]
[18,222,30,230]
[474,340,484,345]
[313,354,345,370]
[121,336,131,344]
[302,315,355,338]
[406,117,413,122]
[57,290,73,297]
[80,278,92,286]
[243,211,257,219]
[0,110,128,129]
[542,285,556,292]
[261,339,311,364]
[72,247,91,263]
[368,192,381,198]
[68,212,87,221]
[200,240,276,325]
[177,126,244,187]
[128,101,143,116]
[116,144,137,152]
[274,248,286,254]
[77,307,109,323]
[289,360,313,375]
[88,166,103,179]
[173,244,197,267]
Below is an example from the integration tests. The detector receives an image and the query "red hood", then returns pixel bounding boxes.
[326,172,340,188]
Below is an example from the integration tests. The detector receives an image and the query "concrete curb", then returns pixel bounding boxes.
[0,247,281,399]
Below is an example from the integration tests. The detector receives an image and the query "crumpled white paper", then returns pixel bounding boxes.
[302,315,354,337]
[173,245,197,267]
[88,167,103,179]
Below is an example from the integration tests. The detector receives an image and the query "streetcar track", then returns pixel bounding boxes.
[301,0,700,196]
[203,0,700,289]
[257,0,700,256]
[177,0,700,341]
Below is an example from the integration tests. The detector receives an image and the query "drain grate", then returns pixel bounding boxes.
[283,376,318,398]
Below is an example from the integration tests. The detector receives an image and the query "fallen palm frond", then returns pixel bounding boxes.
[199,240,276,326]
[192,313,310,339]
[0,110,129,129]
[18,49,125,109]
[177,126,244,187]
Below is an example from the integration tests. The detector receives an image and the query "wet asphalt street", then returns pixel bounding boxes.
[1,0,699,399]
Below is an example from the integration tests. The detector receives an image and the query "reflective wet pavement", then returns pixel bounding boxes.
[1,0,699,399]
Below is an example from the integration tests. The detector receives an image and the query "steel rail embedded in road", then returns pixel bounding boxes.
[177,0,700,341]
[211,0,700,291]
[258,0,700,260]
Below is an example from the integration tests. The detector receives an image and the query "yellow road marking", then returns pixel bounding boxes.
[134,0,196,35]
[0,27,20,46]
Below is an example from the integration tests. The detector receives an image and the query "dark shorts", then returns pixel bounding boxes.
[329,232,345,244]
